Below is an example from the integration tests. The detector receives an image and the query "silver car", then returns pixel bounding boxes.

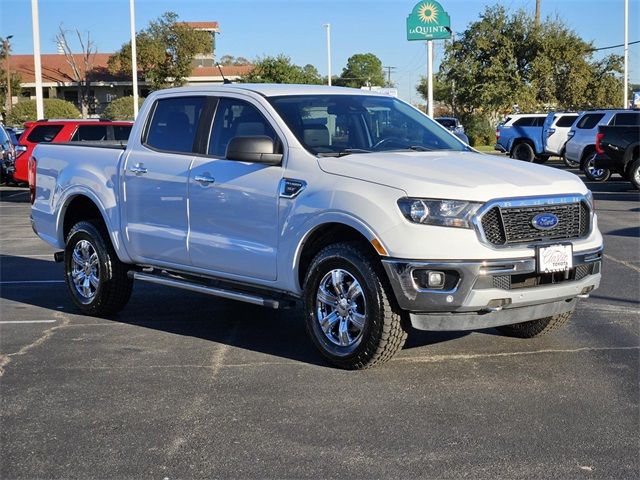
[564,109,640,178]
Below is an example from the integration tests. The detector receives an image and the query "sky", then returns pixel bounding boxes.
[1,0,639,102]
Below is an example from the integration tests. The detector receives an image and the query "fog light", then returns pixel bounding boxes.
[427,271,445,288]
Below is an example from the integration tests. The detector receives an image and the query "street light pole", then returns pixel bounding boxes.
[2,35,13,113]
[623,0,628,108]
[323,24,332,86]
[30,0,44,119]
[129,0,139,119]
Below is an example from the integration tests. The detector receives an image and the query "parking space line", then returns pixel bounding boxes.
[3,191,28,198]
[0,320,57,324]
[0,254,56,258]
[0,280,64,284]
[604,253,640,273]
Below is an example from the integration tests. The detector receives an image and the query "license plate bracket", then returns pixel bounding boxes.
[537,244,573,273]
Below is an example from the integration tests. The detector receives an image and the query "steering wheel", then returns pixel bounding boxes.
[371,137,410,151]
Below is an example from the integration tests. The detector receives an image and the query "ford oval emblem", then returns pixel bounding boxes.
[532,213,559,230]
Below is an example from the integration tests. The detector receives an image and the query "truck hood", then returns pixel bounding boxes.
[317,150,587,201]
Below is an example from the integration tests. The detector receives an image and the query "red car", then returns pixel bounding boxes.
[14,119,133,184]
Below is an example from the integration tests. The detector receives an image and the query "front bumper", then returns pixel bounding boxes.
[382,247,602,331]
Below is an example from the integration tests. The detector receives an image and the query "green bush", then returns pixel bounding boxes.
[6,99,81,126]
[462,114,496,147]
[102,96,146,121]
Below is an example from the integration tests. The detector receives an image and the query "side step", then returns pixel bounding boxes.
[130,271,286,309]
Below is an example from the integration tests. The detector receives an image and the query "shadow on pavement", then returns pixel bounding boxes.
[0,254,471,367]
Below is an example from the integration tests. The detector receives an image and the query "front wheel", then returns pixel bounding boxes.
[496,310,573,338]
[65,220,133,316]
[511,142,535,162]
[303,242,407,369]
[582,153,611,182]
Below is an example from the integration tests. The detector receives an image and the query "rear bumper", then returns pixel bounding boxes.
[382,247,602,330]
[594,152,625,170]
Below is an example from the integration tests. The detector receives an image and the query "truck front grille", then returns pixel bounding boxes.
[491,262,596,290]
[479,202,589,246]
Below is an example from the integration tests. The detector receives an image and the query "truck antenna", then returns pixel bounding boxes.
[216,63,232,84]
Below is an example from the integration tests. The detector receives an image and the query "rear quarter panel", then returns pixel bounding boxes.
[31,143,131,261]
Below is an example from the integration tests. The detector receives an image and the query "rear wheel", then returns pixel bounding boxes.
[65,220,133,316]
[627,158,640,190]
[582,152,611,182]
[562,149,579,168]
[496,311,573,338]
[303,242,407,369]
[511,142,535,162]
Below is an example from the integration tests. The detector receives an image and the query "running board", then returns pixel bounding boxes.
[130,271,283,309]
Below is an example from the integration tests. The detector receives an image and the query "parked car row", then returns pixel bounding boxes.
[0,119,133,185]
[495,109,640,189]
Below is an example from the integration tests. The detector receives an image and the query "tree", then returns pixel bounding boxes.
[108,12,212,91]
[6,99,80,126]
[0,70,21,119]
[219,55,251,66]
[102,96,146,120]
[55,26,97,118]
[240,55,322,84]
[335,53,385,88]
[422,5,623,120]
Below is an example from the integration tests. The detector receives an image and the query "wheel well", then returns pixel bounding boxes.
[297,223,379,289]
[62,195,106,242]
[581,145,595,163]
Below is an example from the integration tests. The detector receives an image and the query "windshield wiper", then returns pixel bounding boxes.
[317,148,372,157]
[406,145,433,151]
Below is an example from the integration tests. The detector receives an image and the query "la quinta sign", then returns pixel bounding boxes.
[406,1,451,41]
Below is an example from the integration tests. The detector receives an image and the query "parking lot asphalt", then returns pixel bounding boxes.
[1,161,639,479]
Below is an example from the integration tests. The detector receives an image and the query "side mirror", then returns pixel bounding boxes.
[226,136,282,166]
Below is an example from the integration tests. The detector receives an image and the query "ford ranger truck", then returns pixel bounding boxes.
[30,85,603,370]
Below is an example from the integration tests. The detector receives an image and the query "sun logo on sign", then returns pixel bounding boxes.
[418,2,439,23]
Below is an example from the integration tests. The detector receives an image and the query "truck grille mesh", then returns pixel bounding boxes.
[479,202,589,246]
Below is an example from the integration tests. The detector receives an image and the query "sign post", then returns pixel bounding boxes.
[406,1,451,117]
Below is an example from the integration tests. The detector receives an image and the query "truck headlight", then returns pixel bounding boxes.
[397,198,482,228]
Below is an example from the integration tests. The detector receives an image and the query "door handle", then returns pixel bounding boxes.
[194,175,215,185]
[129,163,148,175]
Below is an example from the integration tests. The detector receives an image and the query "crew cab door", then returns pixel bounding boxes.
[122,95,206,266]
[187,96,283,281]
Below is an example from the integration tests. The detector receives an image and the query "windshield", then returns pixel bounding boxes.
[436,118,456,129]
[268,94,467,156]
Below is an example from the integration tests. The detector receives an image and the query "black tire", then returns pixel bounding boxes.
[64,220,133,316]
[496,310,573,338]
[302,242,407,369]
[510,142,535,162]
[627,158,640,190]
[582,153,611,182]
[534,154,550,164]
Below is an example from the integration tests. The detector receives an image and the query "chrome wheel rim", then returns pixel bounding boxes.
[71,240,100,300]
[634,166,640,184]
[316,269,366,348]
[587,159,606,180]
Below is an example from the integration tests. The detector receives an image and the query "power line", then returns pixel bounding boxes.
[591,39,640,51]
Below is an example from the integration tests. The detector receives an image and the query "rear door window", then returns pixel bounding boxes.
[576,113,605,129]
[556,115,578,127]
[513,117,544,127]
[145,96,206,153]
[71,125,108,141]
[611,112,640,126]
[26,125,64,143]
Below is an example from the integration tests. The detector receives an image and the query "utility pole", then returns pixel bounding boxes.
[2,35,13,113]
[383,66,396,86]
[323,24,332,86]
[129,0,139,119]
[623,0,629,108]
[426,41,433,118]
[535,0,541,26]
[31,0,44,120]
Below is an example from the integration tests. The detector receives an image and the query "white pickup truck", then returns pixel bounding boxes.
[30,84,603,369]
